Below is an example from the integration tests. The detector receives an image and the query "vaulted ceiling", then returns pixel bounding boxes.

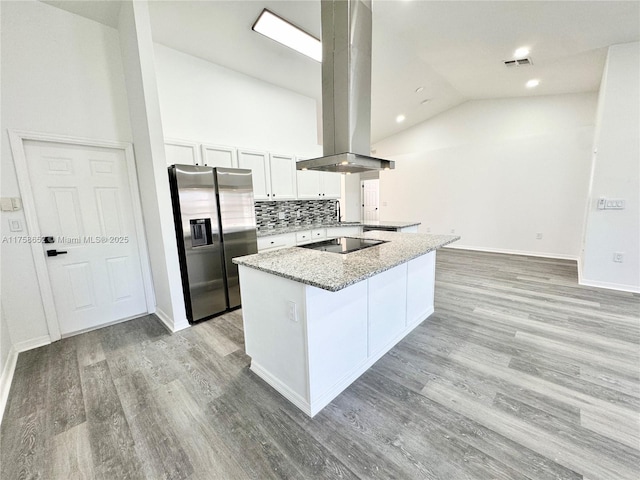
[43,1,640,142]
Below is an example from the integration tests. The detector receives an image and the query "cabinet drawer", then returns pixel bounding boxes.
[327,226,361,238]
[311,229,326,240]
[257,233,295,252]
[295,230,313,244]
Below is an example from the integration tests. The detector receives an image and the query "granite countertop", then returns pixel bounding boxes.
[256,220,420,237]
[234,231,459,292]
[361,220,421,228]
[257,222,362,237]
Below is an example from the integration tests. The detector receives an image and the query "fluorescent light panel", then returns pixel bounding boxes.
[252,9,321,62]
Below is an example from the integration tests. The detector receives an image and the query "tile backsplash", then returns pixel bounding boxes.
[255,200,338,231]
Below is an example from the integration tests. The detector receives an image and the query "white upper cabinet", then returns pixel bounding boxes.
[296,169,322,199]
[238,149,270,200]
[321,172,342,199]
[165,139,200,166]
[296,158,342,200]
[269,153,297,200]
[237,150,297,201]
[201,144,237,168]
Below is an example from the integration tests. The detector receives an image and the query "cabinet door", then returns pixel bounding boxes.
[269,154,297,200]
[165,140,200,166]
[238,149,270,200]
[296,170,322,199]
[321,172,342,199]
[201,144,237,168]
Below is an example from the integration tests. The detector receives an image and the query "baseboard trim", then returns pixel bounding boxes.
[444,244,578,261]
[578,277,640,294]
[155,308,190,333]
[13,335,51,353]
[250,362,312,416]
[0,345,19,425]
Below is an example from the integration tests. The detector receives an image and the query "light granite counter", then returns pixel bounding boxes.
[256,220,420,237]
[256,222,362,237]
[234,231,459,292]
[361,220,421,229]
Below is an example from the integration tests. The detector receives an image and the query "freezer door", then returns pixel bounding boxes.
[170,165,227,322]
[215,168,258,308]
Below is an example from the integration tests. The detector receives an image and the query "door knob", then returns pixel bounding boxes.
[46,249,68,257]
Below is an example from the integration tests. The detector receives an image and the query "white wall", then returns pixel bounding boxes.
[118,1,188,331]
[374,93,597,259]
[581,43,640,292]
[153,44,322,157]
[0,0,133,345]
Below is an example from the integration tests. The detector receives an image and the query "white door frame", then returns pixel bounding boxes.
[8,130,156,342]
[361,178,380,221]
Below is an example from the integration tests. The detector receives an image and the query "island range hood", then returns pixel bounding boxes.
[296,0,394,174]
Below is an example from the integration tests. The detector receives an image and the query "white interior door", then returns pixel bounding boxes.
[24,140,148,336]
[362,179,379,221]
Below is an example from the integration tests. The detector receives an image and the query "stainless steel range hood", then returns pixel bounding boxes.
[296,0,394,174]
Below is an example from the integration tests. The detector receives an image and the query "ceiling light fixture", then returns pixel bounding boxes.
[252,9,321,62]
[514,47,530,58]
[420,99,430,105]
[415,86,424,93]
[396,114,406,123]
[526,79,540,88]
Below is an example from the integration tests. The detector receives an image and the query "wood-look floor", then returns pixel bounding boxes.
[2,249,639,480]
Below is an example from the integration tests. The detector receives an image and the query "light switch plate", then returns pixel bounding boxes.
[9,219,23,232]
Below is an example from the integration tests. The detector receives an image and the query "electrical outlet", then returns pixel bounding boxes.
[613,252,624,263]
[296,210,301,218]
[287,301,297,322]
[450,229,455,234]
[536,233,543,240]
[9,219,23,232]
[278,212,285,220]
[598,197,625,210]
[426,227,431,233]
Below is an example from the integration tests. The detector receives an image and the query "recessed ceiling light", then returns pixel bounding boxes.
[526,79,540,88]
[415,86,424,93]
[396,114,406,123]
[420,99,430,105]
[252,9,321,62]
[514,47,530,58]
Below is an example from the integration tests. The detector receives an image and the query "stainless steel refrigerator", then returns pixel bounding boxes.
[168,165,258,323]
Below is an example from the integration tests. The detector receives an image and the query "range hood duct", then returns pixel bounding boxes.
[296,0,394,174]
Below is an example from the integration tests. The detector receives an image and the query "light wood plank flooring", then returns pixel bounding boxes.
[2,249,639,479]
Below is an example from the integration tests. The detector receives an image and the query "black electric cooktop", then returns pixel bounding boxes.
[299,237,387,254]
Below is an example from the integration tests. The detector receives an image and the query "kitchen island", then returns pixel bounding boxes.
[233,231,459,416]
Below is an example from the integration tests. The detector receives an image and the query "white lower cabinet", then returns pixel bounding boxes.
[295,230,312,244]
[238,250,437,417]
[311,229,326,241]
[257,233,296,252]
[327,226,360,237]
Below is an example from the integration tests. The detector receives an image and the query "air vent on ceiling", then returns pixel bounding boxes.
[504,57,533,67]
